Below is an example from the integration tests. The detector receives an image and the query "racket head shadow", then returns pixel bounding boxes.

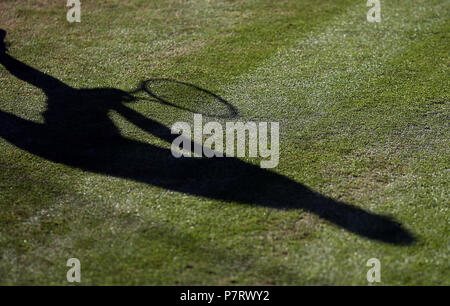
[140,78,238,119]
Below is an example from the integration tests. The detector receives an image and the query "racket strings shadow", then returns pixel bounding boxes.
[136,78,239,119]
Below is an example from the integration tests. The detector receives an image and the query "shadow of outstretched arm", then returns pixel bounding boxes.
[0,35,72,95]
[114,104,178,144]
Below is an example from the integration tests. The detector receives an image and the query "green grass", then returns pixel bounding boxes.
[0,0,449,285]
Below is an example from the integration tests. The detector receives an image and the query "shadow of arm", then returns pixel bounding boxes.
[0,52,72,95]
[114,104,179,144]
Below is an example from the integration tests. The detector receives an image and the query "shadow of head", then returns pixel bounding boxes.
[191,165,416,245]
[136,78,239,119]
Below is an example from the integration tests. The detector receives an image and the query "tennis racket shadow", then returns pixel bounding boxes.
[0,31,415,245]
[131,78,239,119]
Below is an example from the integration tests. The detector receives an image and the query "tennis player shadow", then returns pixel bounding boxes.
[0,30,414,244]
